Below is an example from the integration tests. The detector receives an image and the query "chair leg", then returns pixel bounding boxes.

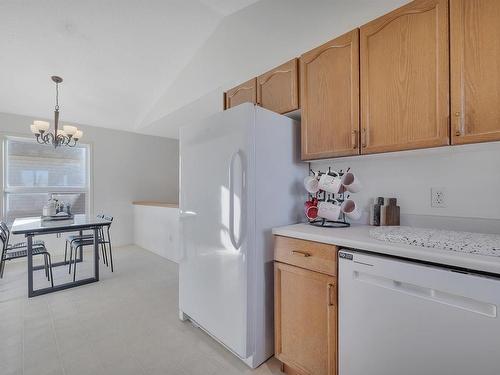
[46,253,54,288]
[64,241,68,263]
[73,246,79,282]
[0,259,5,278]
[68,245,73,274]
[101,243,108,267]
[44,254,49,280]
[108,242,114,272]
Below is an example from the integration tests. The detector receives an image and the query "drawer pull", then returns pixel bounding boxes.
[291,250,311,257]
[328,284,335,306]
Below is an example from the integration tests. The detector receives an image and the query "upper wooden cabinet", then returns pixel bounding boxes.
[257,59,299,114]
[360,0,450,154]
[450,0,500,145]
[224,78,257,109]
[300,29,360,160]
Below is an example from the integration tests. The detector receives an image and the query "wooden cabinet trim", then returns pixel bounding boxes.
[300,29,360,160]
[303,42,355,64]
[365,1,441,37]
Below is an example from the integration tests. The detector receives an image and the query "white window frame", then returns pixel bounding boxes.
[1,134,93,219]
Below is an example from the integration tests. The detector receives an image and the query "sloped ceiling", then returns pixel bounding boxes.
[1,0,408,139]
[0,0,258,135]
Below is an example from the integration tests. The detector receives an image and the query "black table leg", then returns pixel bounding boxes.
[79,230,84,261]
[27,235,34,298]
[94,227,99,281]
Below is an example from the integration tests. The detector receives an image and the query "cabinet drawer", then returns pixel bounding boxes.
[274,236,337,276]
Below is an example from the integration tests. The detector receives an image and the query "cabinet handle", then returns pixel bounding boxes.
[454,111,462,136]
[291,250,311,257]
[362,128,367,148]
[328,284,335,306]
[351,130,358,149]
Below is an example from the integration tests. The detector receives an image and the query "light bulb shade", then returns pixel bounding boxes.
[74,130,83,139]
[34,120,50,132]
[30,124,40,134]
[63,125,77,136]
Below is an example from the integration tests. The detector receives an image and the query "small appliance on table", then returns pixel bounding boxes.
[41,198,73,221]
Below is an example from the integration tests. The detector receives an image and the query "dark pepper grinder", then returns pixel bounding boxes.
[380,198,400,226]
[369,197,384,226]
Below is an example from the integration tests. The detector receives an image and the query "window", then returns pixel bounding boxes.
[2,137,90,221]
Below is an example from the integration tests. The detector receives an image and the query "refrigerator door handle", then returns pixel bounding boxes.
[229,150,244,249]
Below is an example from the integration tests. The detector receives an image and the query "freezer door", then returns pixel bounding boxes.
[339,250,500,375]
[179,104,255,359]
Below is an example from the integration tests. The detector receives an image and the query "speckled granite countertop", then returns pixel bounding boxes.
[370,226,500,258]
[272,224,500,275]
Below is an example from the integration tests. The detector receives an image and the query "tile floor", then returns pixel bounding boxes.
[0,245,282,375]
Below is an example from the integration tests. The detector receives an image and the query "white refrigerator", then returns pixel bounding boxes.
[179,103,306,368]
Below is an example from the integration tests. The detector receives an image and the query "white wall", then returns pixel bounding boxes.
[133,205,180,263]
[311,142,500,233]
[0,111,179,247]
[141,0,411,137]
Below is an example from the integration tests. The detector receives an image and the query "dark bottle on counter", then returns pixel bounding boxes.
[369,197,384,226]
[380,198,400,226]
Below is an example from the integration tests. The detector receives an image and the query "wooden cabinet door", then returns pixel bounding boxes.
[300,29,360,160]
[257,59,299,114]
[225,78,257,109]
[275,262,337,375]
[360,0,450,154]
[450,0,500,144]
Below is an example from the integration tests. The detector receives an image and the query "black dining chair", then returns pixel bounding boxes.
[68,215,113,281]
[0,222,54,286]
[64,214,106,265]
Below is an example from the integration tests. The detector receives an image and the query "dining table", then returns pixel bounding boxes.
[11,214,112,297]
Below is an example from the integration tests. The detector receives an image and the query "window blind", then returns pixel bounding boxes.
[3,138,89,221]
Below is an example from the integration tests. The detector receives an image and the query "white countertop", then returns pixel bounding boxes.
[272,223,500,275]
[132,201,179,208]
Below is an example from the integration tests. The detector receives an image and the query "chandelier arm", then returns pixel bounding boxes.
[35,134,46,145]
[45,132,55,144]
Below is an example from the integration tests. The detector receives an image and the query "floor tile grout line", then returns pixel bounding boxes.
[48,299,67,375]
[22,299,25,375]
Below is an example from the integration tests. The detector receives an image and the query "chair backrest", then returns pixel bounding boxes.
[0,222,9,256]
[102,215,113,223]
[98,215,113,243]
[0,222,9,245]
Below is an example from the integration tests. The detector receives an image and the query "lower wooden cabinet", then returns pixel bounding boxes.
[274,235,338,375]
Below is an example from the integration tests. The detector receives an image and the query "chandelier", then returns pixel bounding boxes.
[30,76,83,148]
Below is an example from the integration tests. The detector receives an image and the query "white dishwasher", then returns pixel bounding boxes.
[338,249,500,375]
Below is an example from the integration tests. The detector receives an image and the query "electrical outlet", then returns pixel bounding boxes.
[431,188,447,208]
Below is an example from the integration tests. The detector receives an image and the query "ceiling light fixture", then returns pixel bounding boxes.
[30,76,83,147]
